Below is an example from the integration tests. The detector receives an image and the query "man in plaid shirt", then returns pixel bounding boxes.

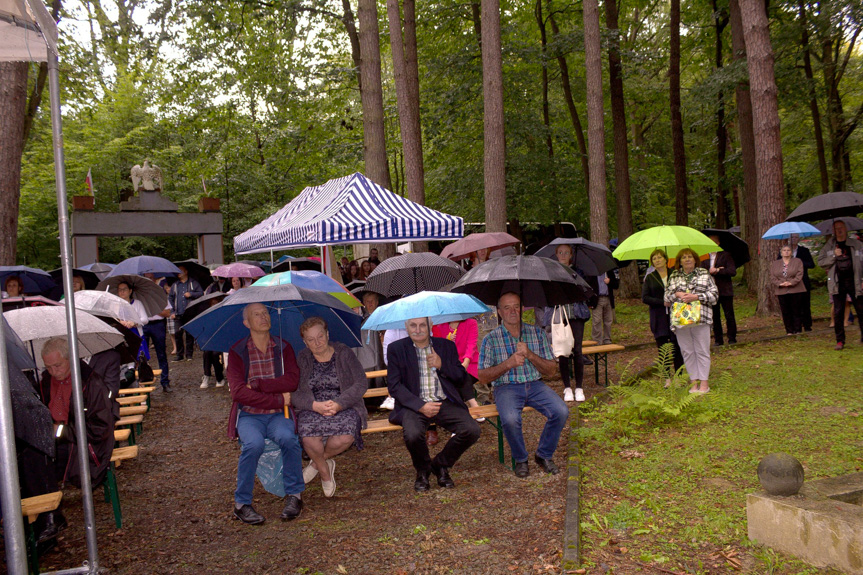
[479,292,569,478]
[226,303,303,525]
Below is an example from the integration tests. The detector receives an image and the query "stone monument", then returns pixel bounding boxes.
[120,159,178,211]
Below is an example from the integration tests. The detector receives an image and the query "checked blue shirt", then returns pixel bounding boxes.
[479,323,554,387]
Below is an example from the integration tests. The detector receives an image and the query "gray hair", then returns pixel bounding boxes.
[41,337,69,359]
[243,302,267,322]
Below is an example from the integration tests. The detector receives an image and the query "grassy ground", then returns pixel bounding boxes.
[576,286,863,574]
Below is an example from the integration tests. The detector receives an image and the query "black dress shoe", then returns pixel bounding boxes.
[233,504,265,525]
[162,385,172,393]
[514,461,529,478]
[581,355,593,366]
[534,455,560,475]
[414,470,431,492]
[280,495,303,521]
[728,339,737,344]
[37,511,67,543]
[171,356,183,363]
[431,463,455,488]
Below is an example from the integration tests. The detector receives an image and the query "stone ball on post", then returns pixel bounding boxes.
[757,453,804,496]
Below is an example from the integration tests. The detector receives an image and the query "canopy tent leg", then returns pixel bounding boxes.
[48,50,100,574]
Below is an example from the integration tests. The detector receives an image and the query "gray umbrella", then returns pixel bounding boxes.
[816,216,863,235]
[96,274,168,317]
[5,306,125,368]
[364,253,465,297]
[70,289,142,323]
[534,237,618,276]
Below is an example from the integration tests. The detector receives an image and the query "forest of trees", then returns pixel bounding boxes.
[3,0,863,311]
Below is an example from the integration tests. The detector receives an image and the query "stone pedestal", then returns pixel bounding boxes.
[119,190,178,212]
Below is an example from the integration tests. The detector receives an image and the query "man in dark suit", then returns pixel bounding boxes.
[784,234,815,331]
[387,317,481,492]
[701,236,737,345]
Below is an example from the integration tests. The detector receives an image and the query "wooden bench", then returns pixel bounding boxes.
[21,491,63,575]
[116,414,144,441]
[119,405,148,417]
[134,368,162,384]
[114,428,132,445]
[116,394,147,406]
[581,343,626,387]
[103,445,139,528]
[118,386,156,395]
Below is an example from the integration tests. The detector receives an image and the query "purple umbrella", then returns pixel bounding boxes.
[212,262,266,279]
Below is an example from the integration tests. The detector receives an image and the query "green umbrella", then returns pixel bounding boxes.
[611,225,721,261]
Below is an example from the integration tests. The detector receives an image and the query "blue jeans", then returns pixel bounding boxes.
[235,411,304,505]
[494,380,569,462]
[142,320,169,387]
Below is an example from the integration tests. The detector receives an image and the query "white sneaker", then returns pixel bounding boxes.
[563,388,574,402]
[380,396,395,410]
[574,388,585,402]
[200,375,211,389]
[215,379,226,388]
[302,462,319,484]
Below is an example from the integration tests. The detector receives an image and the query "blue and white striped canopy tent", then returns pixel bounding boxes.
[233,172,464,254]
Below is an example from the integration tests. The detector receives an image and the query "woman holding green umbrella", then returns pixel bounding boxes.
[663,249,719,394]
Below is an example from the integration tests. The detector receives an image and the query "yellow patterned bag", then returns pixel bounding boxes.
[671,300,702,327]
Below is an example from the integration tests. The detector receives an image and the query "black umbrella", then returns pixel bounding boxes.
[181,291,228,323]
[815,216,863,235]
[174,259,214,290]
[786,191,863,222]
[450,255,593,308]
[701,228,751,267]
[364,253,465,297]
[99,318,144,364]
[271,258,322,273]
[534,237,618,276]
[48,267,100,300]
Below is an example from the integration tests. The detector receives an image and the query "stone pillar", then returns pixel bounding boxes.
[72,236,99,267]
[198,234,224,265]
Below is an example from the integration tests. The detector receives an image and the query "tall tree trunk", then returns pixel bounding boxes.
[730,0,759,295]
[799,1,829,195]
[536,0,555,221]
[0,62,28,266]
[740,0,785,316]
[481,0,507,233]
[606,0,637,296]
[341,0,363,91]
[548,10,589,190]
[387,0,427,252]
[670,0,688,225]
[358,0,395,258]
[713,0,730,229]
[583,0,609,245]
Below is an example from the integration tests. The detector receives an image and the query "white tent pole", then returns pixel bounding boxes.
[48,50,100,572]
[0,318,27,574]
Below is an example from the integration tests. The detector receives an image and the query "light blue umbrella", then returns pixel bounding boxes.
[362,291,491,331]
[106,255,181,278]
[761,222,821,240]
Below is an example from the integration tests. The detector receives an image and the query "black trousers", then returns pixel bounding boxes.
[17,443,58,499]
[778,292,804,334]
[175,319,195,359]
[712,296,737,344]
[203,350,224,380]
[655,334,684,374]
[401,402,480,473]
[559,318,586,389]
[833,282,863,344]
[800,289,812,330]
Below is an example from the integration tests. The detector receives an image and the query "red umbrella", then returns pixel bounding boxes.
[440,232,521,261]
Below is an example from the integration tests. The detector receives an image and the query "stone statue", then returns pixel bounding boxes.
[130,160,164,192]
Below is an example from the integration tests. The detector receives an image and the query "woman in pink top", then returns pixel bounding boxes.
[432,319,481,411]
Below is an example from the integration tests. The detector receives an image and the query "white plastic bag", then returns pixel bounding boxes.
[551,305,575,358]
[255,439,285,497]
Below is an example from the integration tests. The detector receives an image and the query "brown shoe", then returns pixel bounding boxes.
[426,429,439,446]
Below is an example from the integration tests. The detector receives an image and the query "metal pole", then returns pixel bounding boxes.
[48,50,100,573]
[0,318,28,573]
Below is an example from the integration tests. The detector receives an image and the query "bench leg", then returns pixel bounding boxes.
[25,522,39,575]
[103,463,123,529]
[135,422,143,436]
[599,353,609,387]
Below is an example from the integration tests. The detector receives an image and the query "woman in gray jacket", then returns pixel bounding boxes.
[293,317,368,497]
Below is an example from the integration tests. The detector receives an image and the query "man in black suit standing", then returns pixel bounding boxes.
[387,317,481,492]
[701,235,737,345]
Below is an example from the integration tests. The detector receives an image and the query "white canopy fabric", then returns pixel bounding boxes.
[234,172,464,255]
[0,0,57,62]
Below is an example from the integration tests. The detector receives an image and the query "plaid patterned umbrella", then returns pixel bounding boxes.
[364,253,465,297]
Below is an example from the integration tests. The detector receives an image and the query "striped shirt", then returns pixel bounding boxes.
[479,323,553,387]
[414,343,445,402]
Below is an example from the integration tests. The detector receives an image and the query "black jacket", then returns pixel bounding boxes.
[586,271,619,308]
[700,251,736,297]
[642,270,672,339]
[386,337,472,426]
[38,361,117,487]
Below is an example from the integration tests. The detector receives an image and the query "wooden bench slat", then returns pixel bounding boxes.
[363,387,390,398]
[118,386,156,395]
[116,395,147,406]
[134,369,162,377]
[20,492,62,523]
[362,419,402,434]
[111,445,139,463]
[582,344,626,354]
[582,340,598,347]
[116,415,144,427]
[114,429,131,442]
[365,369,387,379]
[119,405,148,417]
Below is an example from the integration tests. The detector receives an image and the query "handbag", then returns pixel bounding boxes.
[551,305,576,358]
[136,353,155,383]
[671,300,702,327]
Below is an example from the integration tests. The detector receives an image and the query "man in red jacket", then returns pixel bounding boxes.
[226,303,304,525]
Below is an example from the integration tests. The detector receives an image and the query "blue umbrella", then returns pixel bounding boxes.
[761,222,821,240]
[183,285,363,353]
[0,266,56,295]
[362,291,491,331]
[106,256,181,278]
